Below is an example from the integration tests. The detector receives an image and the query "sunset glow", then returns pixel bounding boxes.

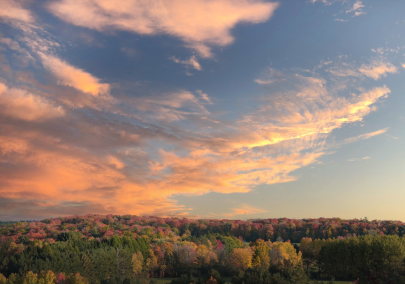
[0,0,404,221]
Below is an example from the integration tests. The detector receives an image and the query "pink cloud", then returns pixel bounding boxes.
[0,0,33,23]
[38,53,110,96]
[47,0,279,57]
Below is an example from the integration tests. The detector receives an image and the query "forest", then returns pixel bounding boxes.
[0,215,405,284]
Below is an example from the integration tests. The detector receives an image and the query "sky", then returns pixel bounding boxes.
[0,0,404,221]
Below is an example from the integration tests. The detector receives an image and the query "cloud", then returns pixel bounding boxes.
[0,0,33,23]
[0,82,65,121]
[359,60,397,80]
[38,52,110,95]
[171,55,202,71]
[0,68,391,218]
[0,37,24,52]
[343,128,388,144]
[328,59,397,80]
[130,91,210,121]
[0,7,397,219]
[346,1,364,13]
[348,156,370,162]
[254,68,285,85]
[223,204,267,217]
[196,90,212,104]
[47,0,279,57]
[353,11,365,16]
[121,47,137,57]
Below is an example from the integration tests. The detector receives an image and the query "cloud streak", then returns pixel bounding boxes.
[39,53,110,96]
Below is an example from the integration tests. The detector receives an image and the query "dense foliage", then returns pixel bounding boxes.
[1,215,405,284]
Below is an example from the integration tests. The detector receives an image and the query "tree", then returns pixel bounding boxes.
[231,248,253,270]
[177,243,196,267]
[251,239,271,270]
[145,249,158,277]
[270,242,302,271]
[131,252,144,276]
[0,274,6,284]
[196,245,217,267]
[38,271,57,284]
[22,271,38,284]
[65,273,89,284]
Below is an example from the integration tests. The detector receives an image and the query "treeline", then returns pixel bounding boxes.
[2,230,405,283]
[1,215,405,283]
[1,215,404,245]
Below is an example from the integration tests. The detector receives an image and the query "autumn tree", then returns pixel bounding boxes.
[131,251,144,276]
[270,242,302,271]
[251,239,271,270]
[231,248,253,270]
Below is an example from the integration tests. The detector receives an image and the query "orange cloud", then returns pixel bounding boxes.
[47,0,279,57]
[358,60,397,80]
[0,82,65,121]
[38,53,110,96]
[0,15,395,220]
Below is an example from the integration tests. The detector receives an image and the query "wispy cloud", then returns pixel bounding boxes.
[171,55,202,71]
[359,60,397,80]
[223,204,267,217]
[348,156,370,162]
[346,1,364,13]
[343,128,388,145]
[328,59,397,80]
[47,0,279,58]
[254,68,286,85]
[39,53,110,96]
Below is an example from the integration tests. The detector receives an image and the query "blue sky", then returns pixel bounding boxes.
[0,0,404,221]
